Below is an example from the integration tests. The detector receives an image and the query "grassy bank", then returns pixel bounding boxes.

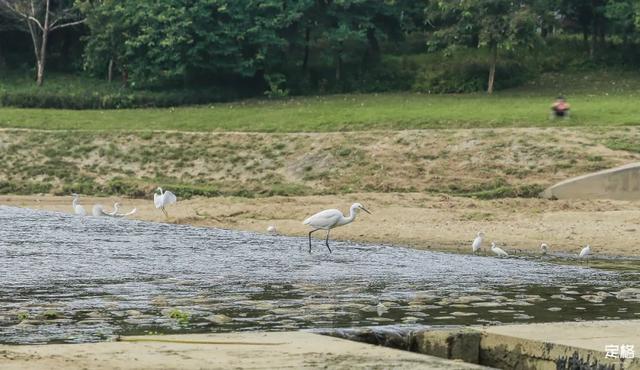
[0,71,638,132]
[1,127,638,198]
[2,71,640,132]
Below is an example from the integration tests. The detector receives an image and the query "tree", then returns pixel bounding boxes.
[605,0,637,45]
[0,0,85,86]
[81,0,302,87]
[427,0,538,94]
[78,0,128,83]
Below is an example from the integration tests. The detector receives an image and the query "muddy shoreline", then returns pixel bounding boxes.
[3,193,639,257]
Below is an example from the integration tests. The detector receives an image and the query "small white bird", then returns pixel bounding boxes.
[472,231,485,254]
[267,225,277,235]
[109,202,137,218]
[540,243,549,255]
[154,187,177,217]
[92,202,137,218]
[302,203,371,253]
[71,193,86,216]
[376,302,388,317]
[92,204,106,217]
[579,244,591,261]
[490,242,509,257]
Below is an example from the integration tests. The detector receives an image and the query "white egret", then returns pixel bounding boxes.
[472,231,484,254]
[267,225,277,235]
[71,193,86,216]
[109,202,137,218]
[490,242,509,257]
[302,203,371,253]
[579,245,591,264]
[92,204,106,217]
[92,202,137,218]
[154,187,177,217]
[540,243,549,255]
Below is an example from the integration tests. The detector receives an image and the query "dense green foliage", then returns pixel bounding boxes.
[1,0,640,107]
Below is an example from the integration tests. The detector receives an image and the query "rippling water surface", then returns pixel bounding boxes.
[1,206,639,344]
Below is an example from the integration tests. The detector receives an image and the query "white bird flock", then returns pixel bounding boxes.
[70,191,598,262]
[73,194,137,219]
[303,202,371,253]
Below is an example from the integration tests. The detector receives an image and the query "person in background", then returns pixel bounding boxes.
[551,96,570,118]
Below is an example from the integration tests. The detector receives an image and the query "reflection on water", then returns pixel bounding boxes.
[0,206,639,344]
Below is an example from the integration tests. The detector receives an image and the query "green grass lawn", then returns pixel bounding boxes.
[1,71,639,132]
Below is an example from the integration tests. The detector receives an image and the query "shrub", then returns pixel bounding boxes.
[0,73,252,109]
[264,73,289,99]
[412,52,531,93]
[0,181,52,194]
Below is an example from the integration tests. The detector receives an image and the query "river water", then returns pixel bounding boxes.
[1,206,639,344]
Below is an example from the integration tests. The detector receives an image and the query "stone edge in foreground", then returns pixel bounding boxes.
[0,331,486,370]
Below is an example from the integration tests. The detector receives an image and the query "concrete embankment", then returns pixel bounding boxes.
[543,162,640,200]
[0,331,485,370]
[415,320,640,369]
[2,320,638,369]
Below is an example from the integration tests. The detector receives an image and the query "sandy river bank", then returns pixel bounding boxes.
[2,193,639,257]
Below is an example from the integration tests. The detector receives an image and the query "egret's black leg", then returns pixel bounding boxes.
[308,229,320,253]
[162,207,168,218]
[325,229,332,253]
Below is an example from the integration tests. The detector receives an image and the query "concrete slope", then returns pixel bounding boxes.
[542,162,640,200]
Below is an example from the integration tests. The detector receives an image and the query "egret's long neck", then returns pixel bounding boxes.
[158,187,163,195]
[114,203,120,213]
[72,197,78,207]
[341,206,358,225]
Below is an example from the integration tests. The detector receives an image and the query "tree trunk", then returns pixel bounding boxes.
[335,51,342,82]
[590,0,597,59]
[366,27,380,62]
[122,65,128,87]
[0,45,5,71]
[598,17,605,48]
[302,27,310,72]
[36,31,48,87]
[35,0,51,87]
[108,58,114,83]
[487,43,497,95]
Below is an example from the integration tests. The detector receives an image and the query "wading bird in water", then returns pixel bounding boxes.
[490,242,509,257]
[109,202,137,217]
[540,243,549,255]
[154,187,177,217]
[472,231,484,254]
[71,193,86,216]
[302,203,371,253]
[93,203,137,218]
[579,244,591,264]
